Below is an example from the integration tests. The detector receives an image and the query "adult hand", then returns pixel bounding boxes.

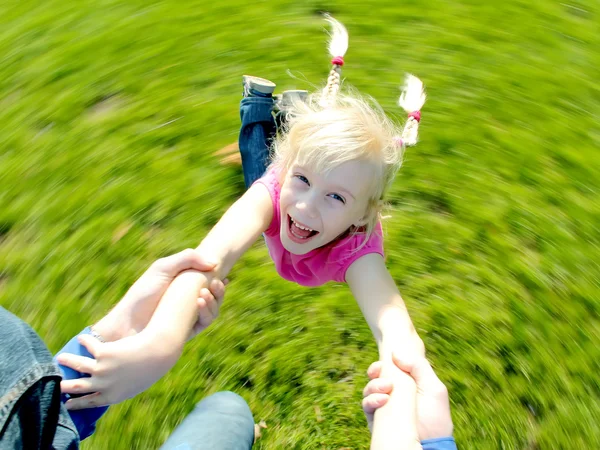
[92,248,226,341]
[56,277,225,410]
[56,330,179,409]
[362,353,453,440]
[56,249,227,408]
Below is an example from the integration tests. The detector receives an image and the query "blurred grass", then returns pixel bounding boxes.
[1,0,599,448]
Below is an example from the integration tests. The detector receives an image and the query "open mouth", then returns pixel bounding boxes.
[287,214,319,243]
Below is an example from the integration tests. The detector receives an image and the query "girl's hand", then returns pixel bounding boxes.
[188,278,228,340]
[363,353,454,441]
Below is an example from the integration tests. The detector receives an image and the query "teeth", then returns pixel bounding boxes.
[291,217,313,232]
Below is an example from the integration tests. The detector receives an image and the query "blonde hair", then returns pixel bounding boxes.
[272,15,426,238]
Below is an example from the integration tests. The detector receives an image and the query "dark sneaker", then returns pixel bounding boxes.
[242,75,276,98]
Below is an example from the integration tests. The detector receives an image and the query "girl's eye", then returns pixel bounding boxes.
[329,193,346,204]
[295,174,310,185]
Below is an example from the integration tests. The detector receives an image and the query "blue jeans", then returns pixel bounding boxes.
[238,96,276,188]
[160,391,255,450]
[0,307,79,449]
[0,307,254,449]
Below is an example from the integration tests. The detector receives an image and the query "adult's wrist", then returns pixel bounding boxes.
[92,306,138,342]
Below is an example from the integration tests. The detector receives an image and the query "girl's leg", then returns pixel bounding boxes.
[239,96,276,189]
[238,76,277,189]
[159,391,254,450]
[237,78,308,189]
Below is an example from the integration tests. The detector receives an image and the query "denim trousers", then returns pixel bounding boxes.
[159,391,255,450]
[0,307,255,449]
[238,96,277,188]
[0,307,79,449]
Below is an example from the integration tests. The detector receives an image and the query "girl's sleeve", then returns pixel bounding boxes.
[335,223,385,283]
[253,169,280,237]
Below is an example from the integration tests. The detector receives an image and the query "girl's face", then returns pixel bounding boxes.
[279,160,375,255]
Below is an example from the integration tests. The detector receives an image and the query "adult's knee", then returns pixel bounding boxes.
[197,391,255,442]
[160,391,255,450]
[198,391,253,421]
[0,307,57,385]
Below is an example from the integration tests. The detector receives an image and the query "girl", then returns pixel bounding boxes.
[60,15,427,447]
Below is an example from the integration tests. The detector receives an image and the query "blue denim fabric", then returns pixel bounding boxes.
[159,391,254,450]
[54,328,109,440]
[238,97,276,188]
[422,436,457,450]
[0,307,79,450]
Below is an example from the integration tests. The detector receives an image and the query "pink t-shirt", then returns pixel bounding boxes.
[255,169,384,287]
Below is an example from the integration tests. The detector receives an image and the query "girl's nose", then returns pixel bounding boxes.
[297,194,319,219]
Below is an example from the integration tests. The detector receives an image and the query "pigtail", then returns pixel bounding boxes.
[395,74,427,147]
[319,14,349,107]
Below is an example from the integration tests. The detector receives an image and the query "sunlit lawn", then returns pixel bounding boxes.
[1,0,599,448]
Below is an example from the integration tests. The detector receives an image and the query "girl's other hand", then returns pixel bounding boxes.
[363,354,453,440]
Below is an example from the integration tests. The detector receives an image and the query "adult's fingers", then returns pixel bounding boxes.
[65,392,108,410]
[55,353,97,375]
[77,334,102,359]
[367,361,383,380]
[362,378,393,398]
[362,393,390,415]
[153,248,217,277]
[60,378,96,395]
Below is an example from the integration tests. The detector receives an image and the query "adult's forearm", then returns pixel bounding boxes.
[92,303,141,342]
[92,286,167,342]
[91,271,175,342]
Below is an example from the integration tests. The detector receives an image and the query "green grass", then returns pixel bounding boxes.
[1,0,599,448]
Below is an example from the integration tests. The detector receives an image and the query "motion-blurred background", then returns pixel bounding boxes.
[1,1,598,448]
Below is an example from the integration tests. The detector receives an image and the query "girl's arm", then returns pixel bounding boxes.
[345,253,424,357]
[60,184,274,410]
[346,253,424,450]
